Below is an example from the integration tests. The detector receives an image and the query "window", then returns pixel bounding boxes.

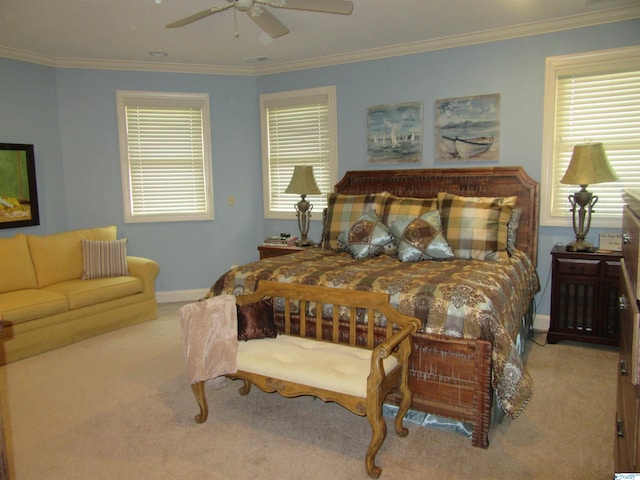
[541,46,640,228]
[260,86,338,219]
[117,91,213,223]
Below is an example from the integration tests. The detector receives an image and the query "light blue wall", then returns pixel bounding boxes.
[53,69,262,293]
[1,20,638,314]
[0,58,67,234]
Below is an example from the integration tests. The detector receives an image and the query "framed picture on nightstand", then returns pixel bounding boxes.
[599,233,622,251]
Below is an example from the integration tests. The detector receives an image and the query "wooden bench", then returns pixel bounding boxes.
[190,281,420,478]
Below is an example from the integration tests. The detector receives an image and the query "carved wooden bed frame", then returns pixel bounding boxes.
[326,166,540,448]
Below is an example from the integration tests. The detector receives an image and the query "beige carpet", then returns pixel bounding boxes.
[0,302,618,480]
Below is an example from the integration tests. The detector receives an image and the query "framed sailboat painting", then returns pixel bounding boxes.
[435,93,500,163]
[367,102,423,163]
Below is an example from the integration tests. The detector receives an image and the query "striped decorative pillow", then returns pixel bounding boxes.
[437,193,517,261]
[81,238,129,279]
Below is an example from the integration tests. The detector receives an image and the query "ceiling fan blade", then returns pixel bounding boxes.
[166,4,233,28]
[248,6,290,38]
[264,0,353,15]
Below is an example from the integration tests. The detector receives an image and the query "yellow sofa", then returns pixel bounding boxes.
[0,226,159,364]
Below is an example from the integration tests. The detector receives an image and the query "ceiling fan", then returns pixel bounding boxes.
[166,0,354,39]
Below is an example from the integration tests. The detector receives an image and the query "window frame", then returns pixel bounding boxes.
[116,90,214,224]
[540,45,640,228]
[260,86,338,220]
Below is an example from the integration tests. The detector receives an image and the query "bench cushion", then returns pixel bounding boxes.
[237,335,398,398]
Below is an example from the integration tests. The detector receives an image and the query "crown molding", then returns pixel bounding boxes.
[1,5,638,76]
[254,5,640,75]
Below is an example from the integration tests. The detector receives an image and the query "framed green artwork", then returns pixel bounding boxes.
[0,143,40,229]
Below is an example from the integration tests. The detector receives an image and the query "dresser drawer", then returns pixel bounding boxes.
[623,204,640,300]
[621,260,640,385]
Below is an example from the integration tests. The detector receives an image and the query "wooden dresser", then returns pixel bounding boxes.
[615,189,640,473]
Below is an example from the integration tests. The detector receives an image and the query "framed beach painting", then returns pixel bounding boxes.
[435,94,500,162]
[0,143,40,229]
[367,102,423,163]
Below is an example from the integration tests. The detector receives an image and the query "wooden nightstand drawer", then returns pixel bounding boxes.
[556,257,600,276]
[258,244,314,260]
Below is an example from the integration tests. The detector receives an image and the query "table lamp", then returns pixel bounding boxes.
[560,141,618,252]
[284,165,321,246]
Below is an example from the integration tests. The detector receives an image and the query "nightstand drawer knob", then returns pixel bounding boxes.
[623,232,631,245]
[621,360,628,376]
[620,296,627,310]
[617,419,624,438]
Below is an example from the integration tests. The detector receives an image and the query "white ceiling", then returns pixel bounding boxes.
[1,0,639,75]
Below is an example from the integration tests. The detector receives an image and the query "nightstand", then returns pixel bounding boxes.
[548,245,621,346]
[258,244,314,260]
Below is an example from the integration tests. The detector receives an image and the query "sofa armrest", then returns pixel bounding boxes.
[127,256,160,299]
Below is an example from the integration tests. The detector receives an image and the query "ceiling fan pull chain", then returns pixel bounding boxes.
[234,2,240,38]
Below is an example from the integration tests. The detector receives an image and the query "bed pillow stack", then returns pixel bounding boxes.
[324,191,518,262]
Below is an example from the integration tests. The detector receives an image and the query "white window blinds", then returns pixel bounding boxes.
[552,70,640,218]
[117,91,213,223]
[542,46,640,227]
[261,87,337,218]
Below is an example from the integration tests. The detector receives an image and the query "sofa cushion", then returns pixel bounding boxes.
[0,289,68,324]
[27,226,117,288]
[0,233,38,294]
[81,238,129,279]
[43,277,143,310]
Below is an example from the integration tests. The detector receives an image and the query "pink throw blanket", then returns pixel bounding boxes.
[179,295,238,386]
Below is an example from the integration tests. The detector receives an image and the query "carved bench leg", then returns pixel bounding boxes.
[191,381,208,424]
[238,379,252,396]
[365,402,386,479]
[394,371,411,438]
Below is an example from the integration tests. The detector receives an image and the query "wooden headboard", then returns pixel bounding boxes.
[334,167,540,267]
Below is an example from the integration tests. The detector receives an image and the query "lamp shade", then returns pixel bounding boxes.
[284,166,321,195]
[560,142,618,186]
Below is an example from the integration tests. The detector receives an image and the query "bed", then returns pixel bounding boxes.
[207,166,540,448]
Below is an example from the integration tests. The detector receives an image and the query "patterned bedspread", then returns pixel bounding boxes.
[207,248,540,418]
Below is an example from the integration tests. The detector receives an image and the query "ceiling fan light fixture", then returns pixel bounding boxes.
[235,0,254,11]
[244,55,272,63]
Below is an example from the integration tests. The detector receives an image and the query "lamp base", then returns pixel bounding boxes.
[295,238,315,247]
[566,239,596,253]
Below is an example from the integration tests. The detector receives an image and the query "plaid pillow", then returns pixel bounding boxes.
[81,238,129,279]
[437,193,517,261]
[323,192,389,250]
[382,194,438,225]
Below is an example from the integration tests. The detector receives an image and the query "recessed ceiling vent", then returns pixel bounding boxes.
[244,56,271,63]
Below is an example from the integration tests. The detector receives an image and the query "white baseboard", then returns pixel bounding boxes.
[533,314,550,333]
[157,289,208,304]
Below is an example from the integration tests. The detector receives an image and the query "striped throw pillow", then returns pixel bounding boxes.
[81,238,129,279]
